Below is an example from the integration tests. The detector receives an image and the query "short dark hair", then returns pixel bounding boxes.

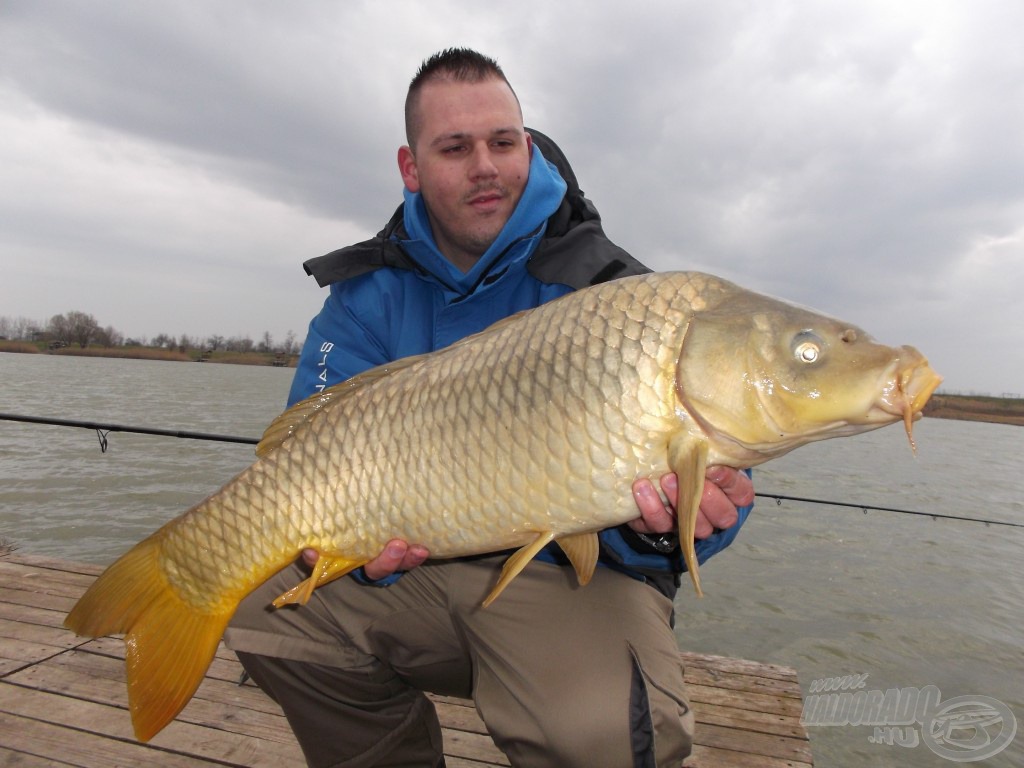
[404,48,520,148]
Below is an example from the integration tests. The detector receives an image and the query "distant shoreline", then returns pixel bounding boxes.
[2,347,1019,426]
[0,344,297,368]
[923,394,1024,427]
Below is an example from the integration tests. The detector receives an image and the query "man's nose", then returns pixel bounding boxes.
[469,145,499,179]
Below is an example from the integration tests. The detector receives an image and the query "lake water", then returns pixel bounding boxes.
[1,353,1021,766]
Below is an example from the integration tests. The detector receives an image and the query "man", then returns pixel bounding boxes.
[225,48,754,768]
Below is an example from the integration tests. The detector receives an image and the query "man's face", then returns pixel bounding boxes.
[398,77,532,271]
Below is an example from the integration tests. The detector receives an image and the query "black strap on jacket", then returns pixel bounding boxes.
[302,128,650,289]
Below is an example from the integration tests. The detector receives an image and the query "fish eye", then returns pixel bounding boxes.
[792,331,824,364]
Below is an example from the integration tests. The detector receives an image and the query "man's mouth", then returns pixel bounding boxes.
[467,187,505,210]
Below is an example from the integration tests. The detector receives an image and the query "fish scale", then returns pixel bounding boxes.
[64,271,942,741]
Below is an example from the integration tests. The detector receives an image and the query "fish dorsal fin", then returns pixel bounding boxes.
[556,532,600,586]
[256,310,535,459]
[255,353,431,458]
[668,431,709,598]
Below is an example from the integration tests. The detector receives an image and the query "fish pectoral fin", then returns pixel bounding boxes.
[667,432,710,598]
[482,531,557,608]
[271,555,367,608]
[556,532,600,587]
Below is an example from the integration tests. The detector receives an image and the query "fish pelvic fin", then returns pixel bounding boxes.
[668,432,710,598]
[556,532,600,586]
[482,531,557,607]
[64,533,232,741]
[271,555,367,608]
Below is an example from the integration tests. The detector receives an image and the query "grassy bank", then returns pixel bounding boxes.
[0,341,296,367]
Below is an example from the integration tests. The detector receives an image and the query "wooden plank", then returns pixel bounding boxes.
[0,744,80,767]
[0,556,103,581]
[0,617,85,649]
[0,637,69,669]
[680,651,801,684]
[434,727,510,766]
[0,582,79,615]
[685,663,803,700]
[693,700,806,739]
[4,651,299,745]
[694,721,813,763]
[0,684,304,767]
[0,710,226,768]
[685,742,811,768]
[687,682,805,719]
[0,598,73,631]
[0,553,105,577]
[0,563,100,600]
[430,696,489,733]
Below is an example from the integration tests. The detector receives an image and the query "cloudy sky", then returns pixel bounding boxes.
[1,1,1021,395]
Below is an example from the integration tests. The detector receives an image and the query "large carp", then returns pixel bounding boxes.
[65,271,940,741]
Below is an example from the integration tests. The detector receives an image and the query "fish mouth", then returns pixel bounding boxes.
[875,348,943,452]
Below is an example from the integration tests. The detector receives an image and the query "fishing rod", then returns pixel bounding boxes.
[754,493,1024,530]
[2,411,1022,530]
[0,412,258,453]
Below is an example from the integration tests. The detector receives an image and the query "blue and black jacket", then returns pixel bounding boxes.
[289,129,751,598]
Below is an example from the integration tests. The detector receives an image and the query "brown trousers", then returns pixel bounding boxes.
[224,555,694,768]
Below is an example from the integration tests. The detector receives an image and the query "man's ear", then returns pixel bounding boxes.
[524,130,533,156]
[398,145,419,192]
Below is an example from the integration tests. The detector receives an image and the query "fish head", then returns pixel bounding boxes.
[674,289,942,462]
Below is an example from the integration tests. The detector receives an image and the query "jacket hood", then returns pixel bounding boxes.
[398,145,567,294]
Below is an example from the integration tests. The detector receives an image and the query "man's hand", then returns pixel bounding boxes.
[630,466,753,539]
[300,540,429,581]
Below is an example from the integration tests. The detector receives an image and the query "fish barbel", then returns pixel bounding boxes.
[64,271,941,740]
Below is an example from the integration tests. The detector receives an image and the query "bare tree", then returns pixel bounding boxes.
[95,325,124,347]
[283,330,298,355]
[226,335,254,353]
[49,311,100,348]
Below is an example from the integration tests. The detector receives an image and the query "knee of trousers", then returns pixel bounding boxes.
[491,648,694,768]
[235,651,446,768]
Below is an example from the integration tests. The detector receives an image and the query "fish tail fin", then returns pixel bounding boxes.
[64,533,231,741]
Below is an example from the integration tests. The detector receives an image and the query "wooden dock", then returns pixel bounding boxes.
[0,553,812,767]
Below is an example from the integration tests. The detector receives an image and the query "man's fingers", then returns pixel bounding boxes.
[363,540,410,581]
[629,478,676,534]
[363,540,430,581]
[697,482,731,536]
[705,466,754,507]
